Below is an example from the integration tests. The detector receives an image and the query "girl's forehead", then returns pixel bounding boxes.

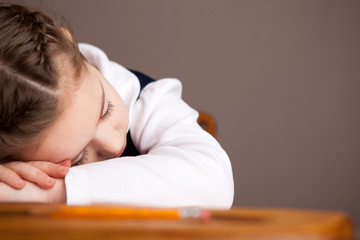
[56,60,91,107]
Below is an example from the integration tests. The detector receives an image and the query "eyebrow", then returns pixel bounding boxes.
[71,80,105,164]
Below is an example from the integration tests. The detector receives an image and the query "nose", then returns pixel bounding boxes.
[91,125,123,159]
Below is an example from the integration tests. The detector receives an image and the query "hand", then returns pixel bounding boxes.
[0,160,71,190]
[0,178,66,203]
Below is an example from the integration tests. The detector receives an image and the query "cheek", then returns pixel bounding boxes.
[115,96,129,128]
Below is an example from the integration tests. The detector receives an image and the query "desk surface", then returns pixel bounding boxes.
[0,204,354,240]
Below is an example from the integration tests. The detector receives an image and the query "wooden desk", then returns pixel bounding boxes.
[0,204,354,240]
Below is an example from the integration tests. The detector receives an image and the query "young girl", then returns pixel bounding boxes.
[0,3,234,208]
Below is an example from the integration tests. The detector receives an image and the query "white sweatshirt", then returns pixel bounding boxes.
[64,43,234,209]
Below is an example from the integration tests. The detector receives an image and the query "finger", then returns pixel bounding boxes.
[28,161,69,178]
[4,162,55,189]
[58,159,72,167]
[0,165,25,189]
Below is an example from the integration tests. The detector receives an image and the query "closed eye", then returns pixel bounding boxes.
[101,101,114,120]
[72,148,89,166]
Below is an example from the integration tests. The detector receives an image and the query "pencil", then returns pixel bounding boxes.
[41,205,211,221]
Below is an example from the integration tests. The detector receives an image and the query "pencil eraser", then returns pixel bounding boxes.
[200,209,211,221]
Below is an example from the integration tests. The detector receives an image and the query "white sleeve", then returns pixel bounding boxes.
[65,79,234,209]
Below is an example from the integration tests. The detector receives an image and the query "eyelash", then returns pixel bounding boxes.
[72,148,89,167]
[101,101,114,120]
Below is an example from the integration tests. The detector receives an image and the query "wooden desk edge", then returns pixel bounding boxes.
[0,204,355,240]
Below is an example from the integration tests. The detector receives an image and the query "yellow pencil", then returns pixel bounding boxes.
[10,205,211,221]
[0,204,212,220]
[49,206,211,220]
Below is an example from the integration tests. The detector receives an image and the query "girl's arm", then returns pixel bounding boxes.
[0,178,66,203]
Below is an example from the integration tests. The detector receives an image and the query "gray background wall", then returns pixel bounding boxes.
[19,0,359,226]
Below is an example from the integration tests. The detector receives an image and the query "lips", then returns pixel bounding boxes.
[113,140,126,159]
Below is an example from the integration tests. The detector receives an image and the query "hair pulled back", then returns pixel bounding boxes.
[0,3,85,162]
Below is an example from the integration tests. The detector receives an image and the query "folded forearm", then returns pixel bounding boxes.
[0,179,66,203]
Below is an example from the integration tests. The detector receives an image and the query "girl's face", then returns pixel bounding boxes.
[27,61,129,166]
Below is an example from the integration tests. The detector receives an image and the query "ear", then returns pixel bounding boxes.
[60,27,74,42]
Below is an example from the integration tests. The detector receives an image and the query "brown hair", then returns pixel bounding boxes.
[0,3,85,162]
